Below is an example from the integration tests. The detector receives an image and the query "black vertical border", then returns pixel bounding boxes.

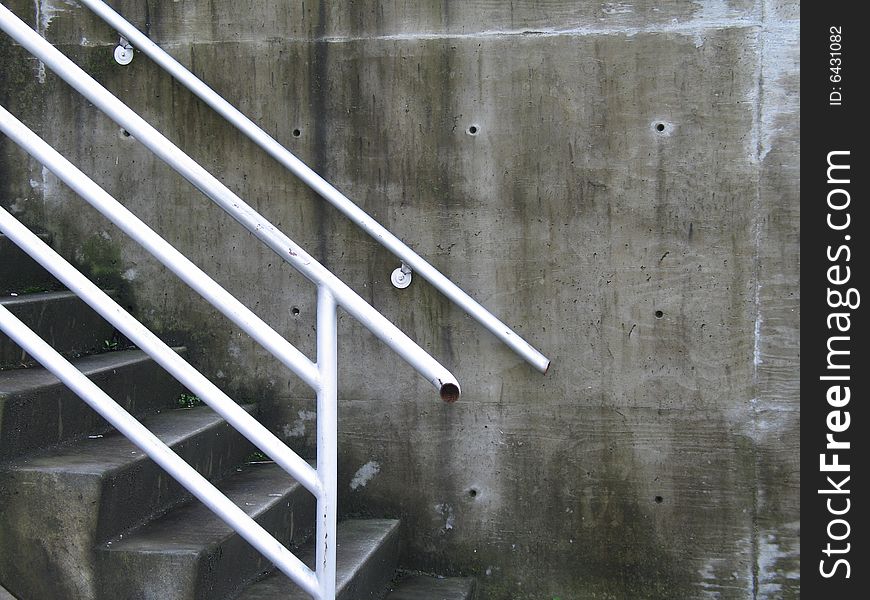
[802,5,867,597]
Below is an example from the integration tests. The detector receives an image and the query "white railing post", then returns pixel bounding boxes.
[316,287,338,599]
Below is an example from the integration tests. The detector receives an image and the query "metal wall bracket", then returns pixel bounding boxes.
[113,36,133,65]
[391,263,412,289]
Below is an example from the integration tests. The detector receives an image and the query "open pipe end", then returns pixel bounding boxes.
[440,381,461,404]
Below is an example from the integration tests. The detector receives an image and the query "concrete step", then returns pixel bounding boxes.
[0,404,257,600]
[236,519,401,600]
[98,461,317,600]
[386,575,477,600]
[0,233,60,295]
[0,583,17,599]
[0,348,186,461]
[0,290,117,366]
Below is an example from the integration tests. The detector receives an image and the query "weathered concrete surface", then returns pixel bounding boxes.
[0,347,185,460]
[0,232,60,293]
[237,519,401,600]
[0,290,117,365]
[1,1,799,598]
[97,461,317,600]
[0,404,257,599]
[387,575,477,600]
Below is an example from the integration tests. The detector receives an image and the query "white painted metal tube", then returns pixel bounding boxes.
[0,4,461,401]
[0,104,320,391]
[79,0,550,374]
[315,288,338,600]
[0,207,320,497]
[0,304,321,600]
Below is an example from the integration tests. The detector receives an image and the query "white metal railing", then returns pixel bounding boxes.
[78,0,550,374]
[0,118,331,596]
[0,295,322,595]
[0,2,550,598]
[0,5,461,402]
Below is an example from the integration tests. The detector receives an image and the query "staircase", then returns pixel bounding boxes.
[0,235,476,598]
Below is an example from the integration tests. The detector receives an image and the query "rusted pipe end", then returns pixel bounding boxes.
[440,382,460,403]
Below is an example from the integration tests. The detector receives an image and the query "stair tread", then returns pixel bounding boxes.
[103,461,310,554]
[0,583,17,599]
[0,347,177,394]
[9,403,256,475]
[387,575,476,600]
[0,289,81,306]
[0,232,49,240]
[237,519,400,599]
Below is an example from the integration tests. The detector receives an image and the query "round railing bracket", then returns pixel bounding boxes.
[113,36,133,65]
[390,263,412,289]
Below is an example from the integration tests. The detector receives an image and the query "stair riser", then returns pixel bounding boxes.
[94,419,257,541]
[236,520,402,600]
[387,576,478,600]
[192,492,316,600]
[98,481,316,600]
[0,234,59,295]
[0,293,117,366]
[0,409,256,600]
[0,353,185,461]
[337,525,401,600]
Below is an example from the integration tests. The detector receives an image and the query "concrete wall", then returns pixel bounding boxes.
[1,1,799,598]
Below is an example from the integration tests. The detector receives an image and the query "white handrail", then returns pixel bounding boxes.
[0,303,320,598]
[0,3,461,402]
[79,0,550,374]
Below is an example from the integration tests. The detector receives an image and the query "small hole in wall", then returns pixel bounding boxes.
[467,125,479,136]
[654,310,664,319]
[655,123,666,132]
[292,128,302,137]
[469,488,478,498]
[121,129,131,137]
[291,306,300,316]
[655,495,664,504]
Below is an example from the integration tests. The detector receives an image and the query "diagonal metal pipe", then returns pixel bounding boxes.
[79,0,550,374]
[0,303,321,599]
[0,206,321,497]
[0,104,321,391]
[0,2,460,401]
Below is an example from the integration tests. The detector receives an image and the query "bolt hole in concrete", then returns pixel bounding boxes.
[469,488,478,498]
[292,128,301,137]
[467,124,479,136]
[291,306,300,316]
[655,495,664,504]
[654,310,664,319]
[653,120,672,135]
